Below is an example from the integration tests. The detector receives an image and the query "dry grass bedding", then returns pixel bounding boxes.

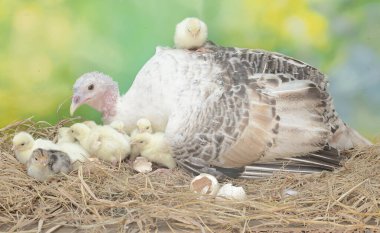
[0,118,379,232]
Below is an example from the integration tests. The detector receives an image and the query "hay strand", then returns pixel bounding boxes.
[0,119,380,232]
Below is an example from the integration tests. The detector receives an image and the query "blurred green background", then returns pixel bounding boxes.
[1,0,379,141]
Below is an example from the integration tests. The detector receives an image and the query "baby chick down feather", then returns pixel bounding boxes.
[129,118,154,160]
[57,127,90,165]
[83,120,98,129]
[131,118,153,136]
[27,148,72,181]
[174,17,208,50]
[57,127,76,143]
[130,132,176,169]
[109,120,131,142]
[70,123,130,164]
[12,132,60,164]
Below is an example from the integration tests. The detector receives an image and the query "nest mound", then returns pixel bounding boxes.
[0,119,379,232]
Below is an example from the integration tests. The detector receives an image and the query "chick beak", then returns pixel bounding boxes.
[11,145,16,151]
[191,29,200,38]
[130,140,137,145]
[70,95,81,116]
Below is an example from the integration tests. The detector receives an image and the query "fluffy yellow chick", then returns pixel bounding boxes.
[131,118,153,136]
[83,120,98,129]
[174,17,208,50]
[57,127,76,143]
[27,148,72,181]
[130,118,153,160]
[12,132,60,164]
[57,127,90,165]
[109,120,130,141]
[130,132,176,169]
[70,123,130,165]
[109,120,126,133]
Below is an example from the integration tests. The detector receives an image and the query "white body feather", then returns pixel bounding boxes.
[79,45,370,177]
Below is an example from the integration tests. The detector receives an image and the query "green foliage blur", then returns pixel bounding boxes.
[1,0,379,140]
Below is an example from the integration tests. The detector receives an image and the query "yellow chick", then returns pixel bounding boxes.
[131,118,153,136]
[57,127,76,143]
[130,132,176,169]
[57,127,90,165]
[83,120,98,129]
[109,120,126,133]
[130,118,153,160]
[12,132,60,164]
[27,148,72,181]
[70,123,130,165]
[174,17,208,50]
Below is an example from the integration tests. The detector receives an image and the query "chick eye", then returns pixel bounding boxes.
[139,140,144,144]
[88,84,94,90]
[146,127,149,129]
[21,143,25,146]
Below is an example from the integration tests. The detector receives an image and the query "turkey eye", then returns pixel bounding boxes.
[88,84,94,90]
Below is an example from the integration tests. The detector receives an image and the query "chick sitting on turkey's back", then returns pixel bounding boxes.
[174,17,208,50]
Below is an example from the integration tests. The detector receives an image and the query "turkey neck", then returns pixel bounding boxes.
[92,85,120,122]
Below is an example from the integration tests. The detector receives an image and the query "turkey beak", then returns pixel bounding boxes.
[70,95,81,116]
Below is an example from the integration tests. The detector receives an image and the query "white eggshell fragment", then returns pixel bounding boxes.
[283,188,298,197]
[133,157,153,173]
[216,183,247,201]
[190,173,220,196]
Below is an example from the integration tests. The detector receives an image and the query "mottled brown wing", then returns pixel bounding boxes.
[165,46,339,175]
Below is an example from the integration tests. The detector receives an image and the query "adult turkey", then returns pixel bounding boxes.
[70,42,372,178]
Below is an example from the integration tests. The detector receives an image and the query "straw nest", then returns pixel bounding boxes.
[1,119,380,232]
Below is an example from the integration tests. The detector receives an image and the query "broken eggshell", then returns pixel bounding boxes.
[190,173,220,196]
[216,183,247,201]
[133,157,152,173]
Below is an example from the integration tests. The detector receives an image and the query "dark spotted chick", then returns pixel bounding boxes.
[27,148,72,181]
